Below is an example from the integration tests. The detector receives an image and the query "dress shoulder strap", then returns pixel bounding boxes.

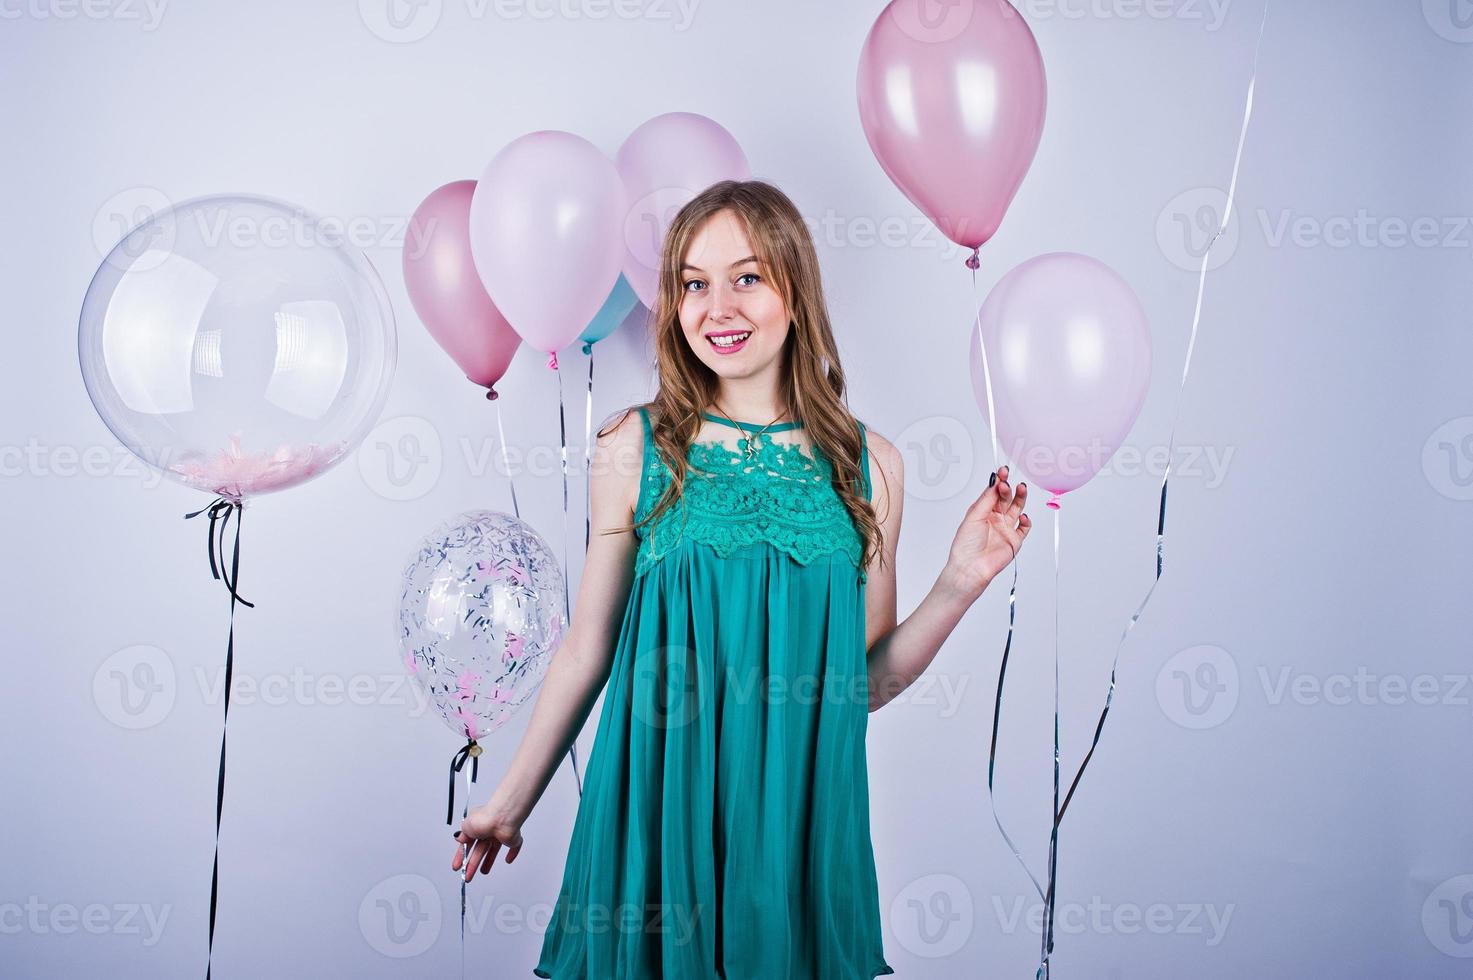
[633,405,658,532]
[637,404,653,445]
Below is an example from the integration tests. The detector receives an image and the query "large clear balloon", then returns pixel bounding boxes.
[399,511,567,741]
[78,194,397,499]
[969,252,1151,501]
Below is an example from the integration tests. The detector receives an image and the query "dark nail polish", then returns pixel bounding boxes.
[988,471,997,487]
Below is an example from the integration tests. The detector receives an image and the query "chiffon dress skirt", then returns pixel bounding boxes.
[534,408,894,979]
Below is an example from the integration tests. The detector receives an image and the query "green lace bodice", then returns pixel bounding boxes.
[632,408,872,583]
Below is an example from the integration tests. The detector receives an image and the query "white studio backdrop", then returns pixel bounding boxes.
[2,1,1470,977]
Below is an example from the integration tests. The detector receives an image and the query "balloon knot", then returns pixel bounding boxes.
[581,343,593,355]
[547,352,559,370]
[965,249,981,271]
[485,388,498,401]
[1046,492,1062,510]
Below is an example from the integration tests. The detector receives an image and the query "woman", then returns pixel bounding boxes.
[453,179,1032,978]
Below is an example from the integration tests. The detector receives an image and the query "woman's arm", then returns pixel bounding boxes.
[862,435,1031,713]
[454,407,645,881]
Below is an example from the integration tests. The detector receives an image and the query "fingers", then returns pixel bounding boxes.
[986,474,1033,559]
[971,464,1011,516]
[991,509,1033,559]
[452,828,521,881]
[1005,481,1027,519]
[478,839,503,876]
[1008,512,1034,549]
[463,839,490,882]
[993,467,1015,512]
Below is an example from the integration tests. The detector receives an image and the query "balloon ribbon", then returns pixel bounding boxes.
[447,738,480,980]
[183,496,253,980]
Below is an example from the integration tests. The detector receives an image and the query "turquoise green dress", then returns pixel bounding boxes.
[534,408,894,979]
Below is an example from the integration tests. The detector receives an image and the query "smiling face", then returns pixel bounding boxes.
[677,208,790,383]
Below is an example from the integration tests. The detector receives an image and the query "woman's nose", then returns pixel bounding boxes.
[706,281,734,322]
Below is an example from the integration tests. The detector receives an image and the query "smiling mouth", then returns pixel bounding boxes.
[707,330,752,350]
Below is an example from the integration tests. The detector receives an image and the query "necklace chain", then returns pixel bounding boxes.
[711,403,789,459]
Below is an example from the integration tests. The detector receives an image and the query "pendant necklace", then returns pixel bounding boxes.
[712,404,788,460]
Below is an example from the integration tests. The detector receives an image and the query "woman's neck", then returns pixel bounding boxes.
[710,383,791,425]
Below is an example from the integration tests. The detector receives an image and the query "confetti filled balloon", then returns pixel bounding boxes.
[398,511,567,740]
[78,193,397,499]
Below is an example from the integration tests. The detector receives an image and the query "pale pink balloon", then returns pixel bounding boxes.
[616,112,750,308]
[403,180,520,394]
[969,253,1152,502]
[469,131,626,359]
[858,0,1047,255]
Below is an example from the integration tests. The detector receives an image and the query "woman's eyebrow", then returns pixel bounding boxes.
[680,255,761,273]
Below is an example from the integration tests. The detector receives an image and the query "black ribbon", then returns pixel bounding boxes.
[183,495,251,980]
[184,497,255,610]
[447,738,480,826]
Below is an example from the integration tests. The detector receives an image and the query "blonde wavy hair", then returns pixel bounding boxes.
[600,179,883,573]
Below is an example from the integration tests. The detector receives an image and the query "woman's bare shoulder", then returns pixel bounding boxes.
[861,425,898,465]
[858,423,904,522]
[592,405,650,520]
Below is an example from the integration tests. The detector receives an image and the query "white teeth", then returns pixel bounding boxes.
[710,331,751,348]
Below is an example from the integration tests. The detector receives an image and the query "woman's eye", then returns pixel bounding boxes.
[736,273,761,287]
[682,279,706,293]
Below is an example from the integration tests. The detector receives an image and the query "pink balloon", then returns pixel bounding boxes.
[470,132,626,358]
[969,253,1151,502]
[857,0,1047,254]
[403,181,520,394]
[616,112,750,309]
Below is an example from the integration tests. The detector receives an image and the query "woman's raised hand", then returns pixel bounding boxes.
[942,464,1033,602]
